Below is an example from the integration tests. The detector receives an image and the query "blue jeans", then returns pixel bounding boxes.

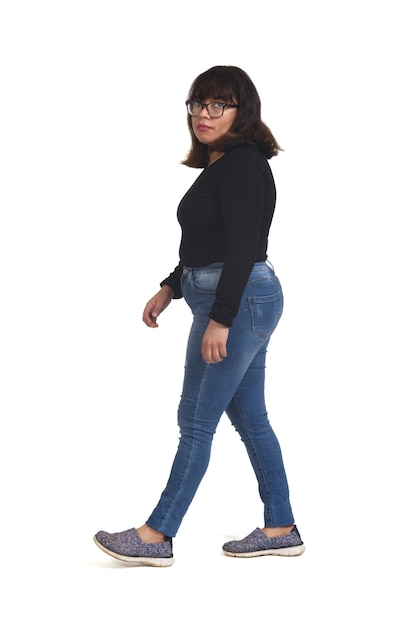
[146,262,294,537]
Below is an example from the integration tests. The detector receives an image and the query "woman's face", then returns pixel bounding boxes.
[191,99,238,146]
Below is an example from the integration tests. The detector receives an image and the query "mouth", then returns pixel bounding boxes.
[197,124,211,131]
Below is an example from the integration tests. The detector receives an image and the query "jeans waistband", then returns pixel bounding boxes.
[182,260,274,275]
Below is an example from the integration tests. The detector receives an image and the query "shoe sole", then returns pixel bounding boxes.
[223,544,306,558]
[94,536,174,567]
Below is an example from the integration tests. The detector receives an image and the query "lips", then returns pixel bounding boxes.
[197,124,211,131]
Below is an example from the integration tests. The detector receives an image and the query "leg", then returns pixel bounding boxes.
[146,262,287,537]
[146,307,263,537]
[145,264,281,537]
[226,342,294,528]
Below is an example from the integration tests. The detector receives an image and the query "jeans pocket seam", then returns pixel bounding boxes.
[248,293,282,339]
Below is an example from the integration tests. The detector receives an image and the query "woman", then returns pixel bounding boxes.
[94,66,305,566]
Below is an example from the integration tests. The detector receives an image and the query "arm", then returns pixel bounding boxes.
[201,319,229,364]
[144,262,183,327]
[210,148,270,327]
[142,284,174,328]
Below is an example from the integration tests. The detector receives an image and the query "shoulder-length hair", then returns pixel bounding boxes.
[182,66,282,169]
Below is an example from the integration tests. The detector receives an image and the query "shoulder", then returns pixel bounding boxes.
[218,145,268,173]
[216,145,272,184]
[225,144,266,163]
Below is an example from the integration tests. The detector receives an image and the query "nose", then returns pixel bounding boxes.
[198,103,211,118]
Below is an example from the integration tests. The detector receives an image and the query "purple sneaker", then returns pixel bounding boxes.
[94,528,174,567]
[222,525,305,558]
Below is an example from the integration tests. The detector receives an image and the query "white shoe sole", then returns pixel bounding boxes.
[94,536,174,567]
[223,544,306,558]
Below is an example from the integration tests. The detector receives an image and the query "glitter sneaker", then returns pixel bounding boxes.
[222,525,305,558]
[94,527,174,567]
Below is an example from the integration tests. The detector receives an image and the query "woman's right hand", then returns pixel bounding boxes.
[142,285,174,328]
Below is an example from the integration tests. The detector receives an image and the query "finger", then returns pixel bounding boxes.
[143,305,159,327]
[219,345,227,359]
[143,316,158,328]
[201,344,212,363]
[202,347,224,364]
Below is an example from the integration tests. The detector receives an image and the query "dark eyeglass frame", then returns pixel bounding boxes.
[186,100,239,118]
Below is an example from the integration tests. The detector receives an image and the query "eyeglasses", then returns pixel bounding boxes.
[186,100,239,118]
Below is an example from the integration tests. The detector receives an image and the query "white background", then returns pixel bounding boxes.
[1,1,416,624]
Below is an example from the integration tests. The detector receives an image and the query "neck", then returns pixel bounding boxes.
[208,150,225,166]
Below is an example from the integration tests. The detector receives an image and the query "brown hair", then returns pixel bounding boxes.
[182,66,282,168]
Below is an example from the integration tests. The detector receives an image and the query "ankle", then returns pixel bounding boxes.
[136,524,167,543]
[262,525,294,538]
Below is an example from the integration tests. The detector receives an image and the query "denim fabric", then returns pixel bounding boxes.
[146,262,294,537]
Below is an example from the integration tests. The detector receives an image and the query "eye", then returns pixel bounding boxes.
[212,102,225,109]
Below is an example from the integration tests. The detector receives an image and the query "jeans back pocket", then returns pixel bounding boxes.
[248,292,283,339]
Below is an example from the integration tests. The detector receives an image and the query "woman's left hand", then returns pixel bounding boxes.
[201,320,229,364]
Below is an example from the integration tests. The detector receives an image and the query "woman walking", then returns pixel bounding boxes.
[94,65,305,566]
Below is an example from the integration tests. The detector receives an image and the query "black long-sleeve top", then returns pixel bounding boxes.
[160,144,277,327]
